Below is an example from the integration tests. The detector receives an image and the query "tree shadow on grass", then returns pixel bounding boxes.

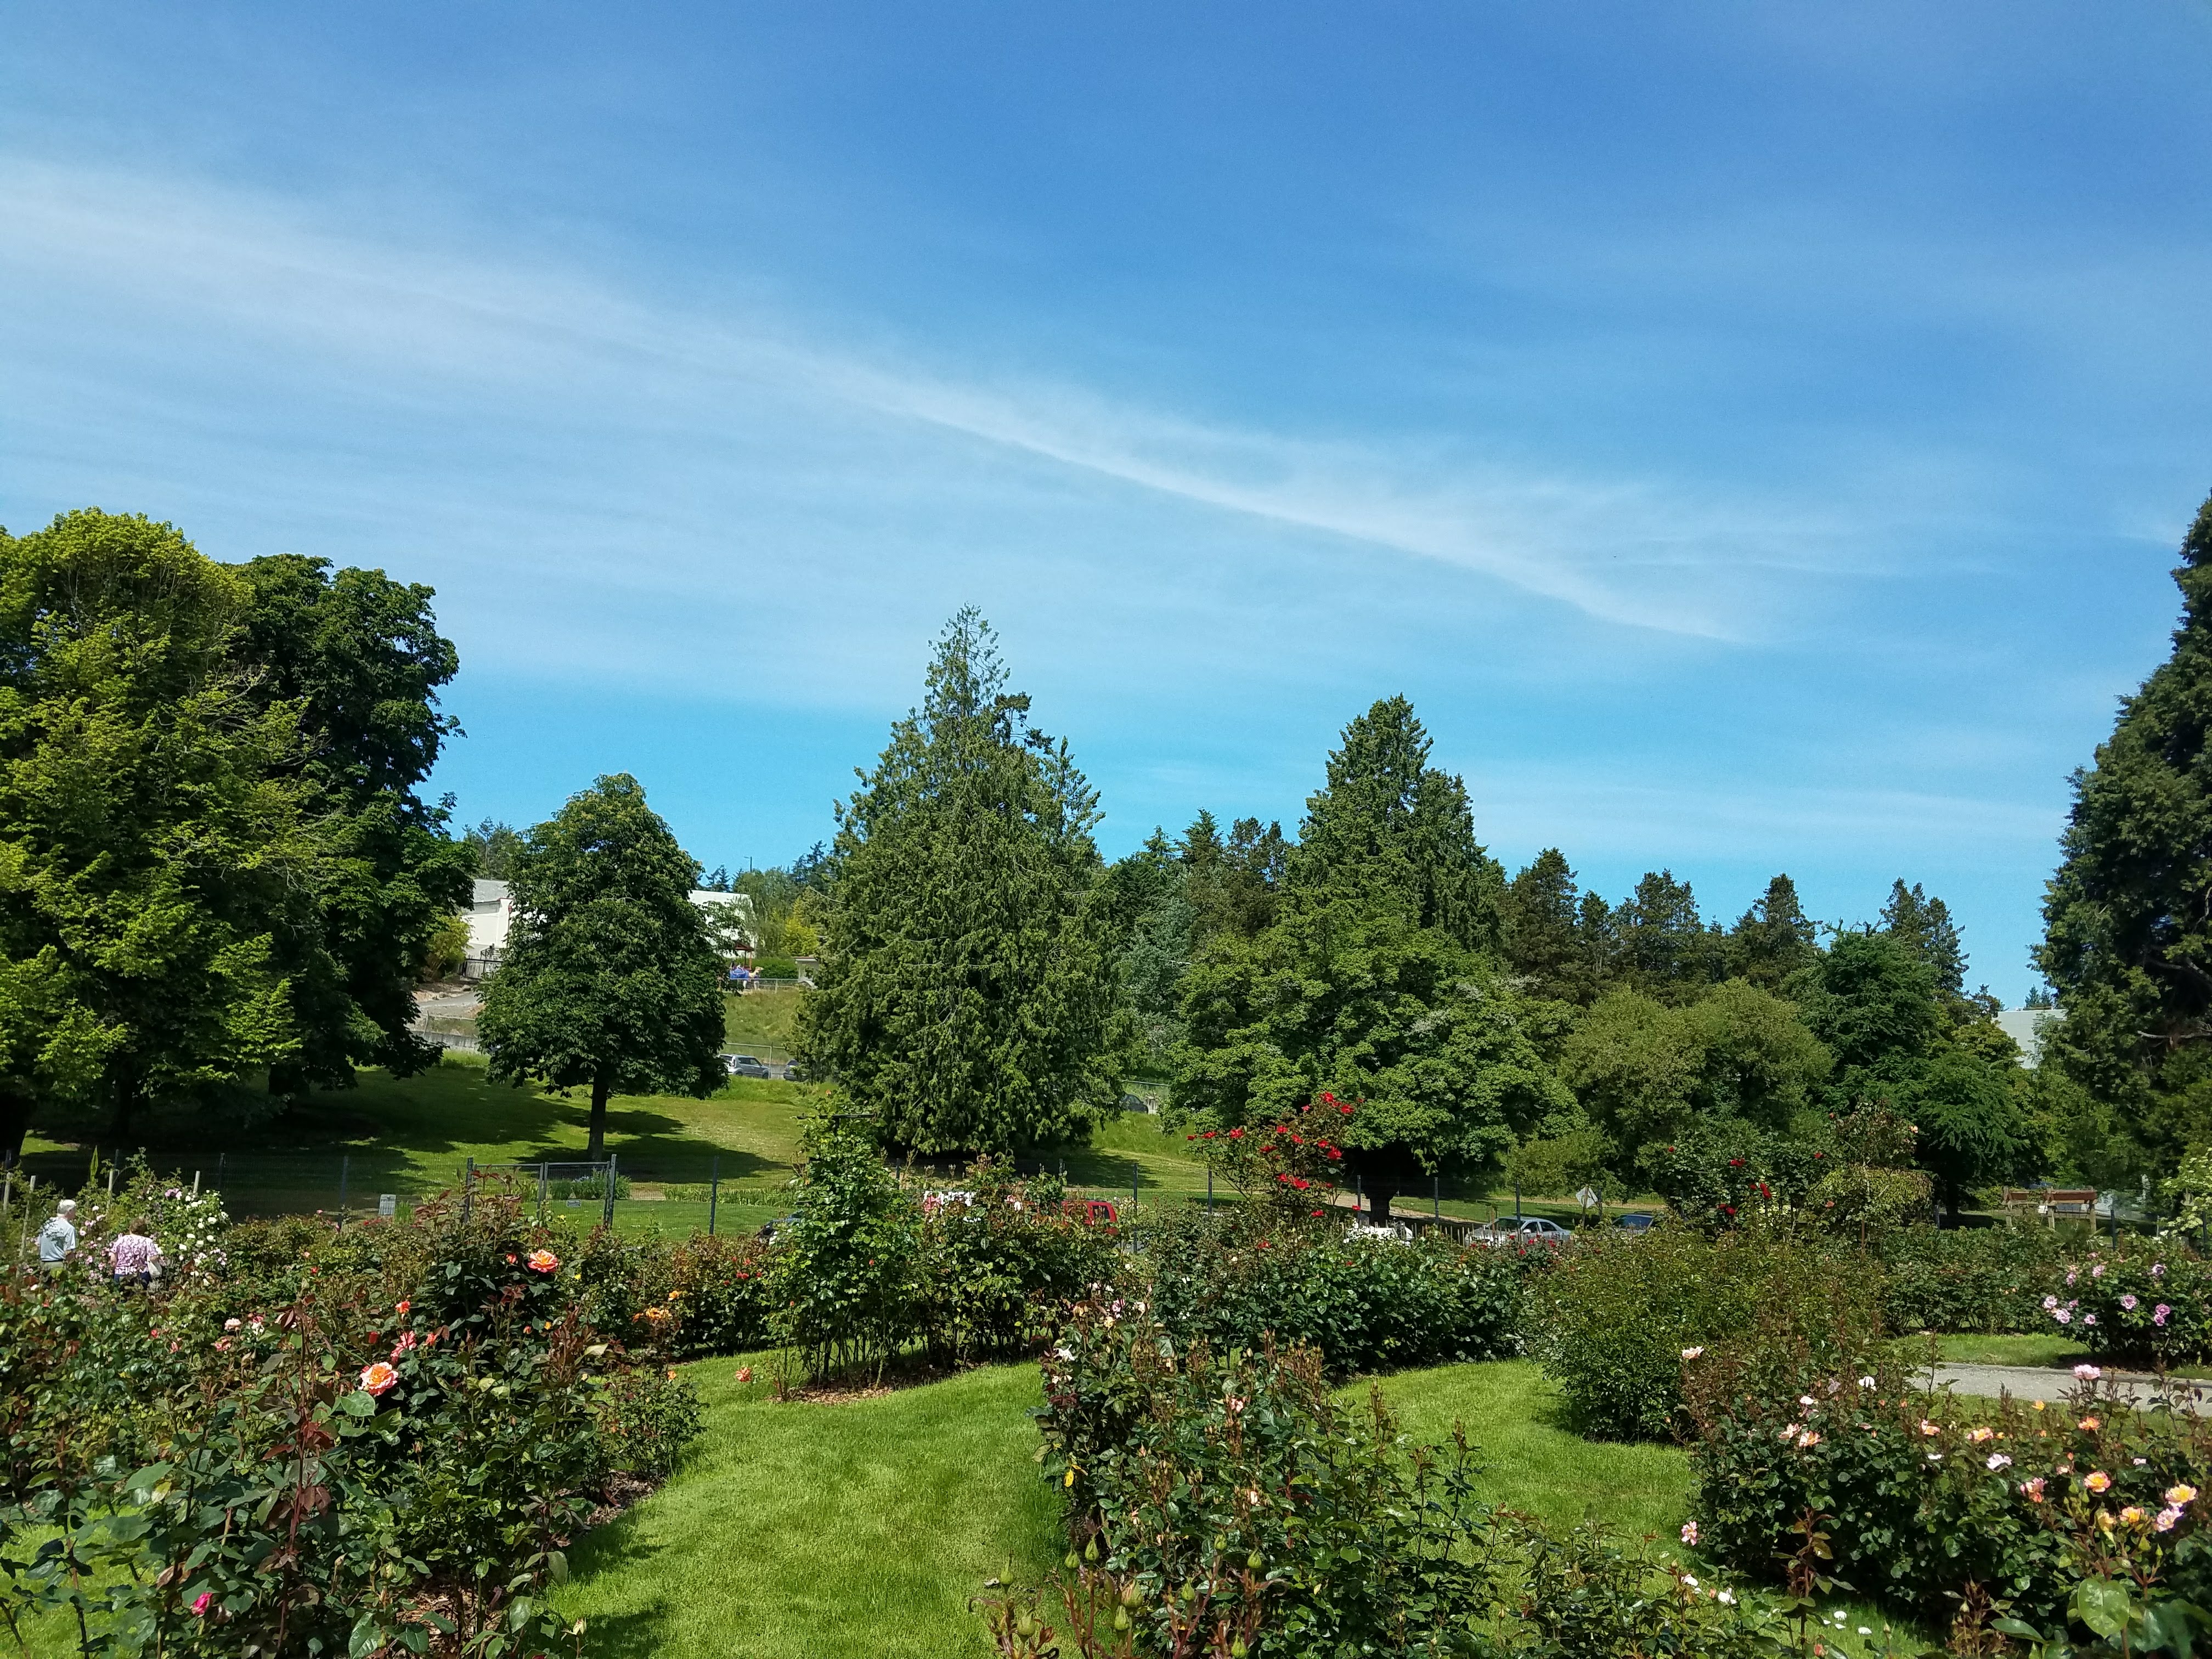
[563,1605,669,1659]
[560,1509,673,1659]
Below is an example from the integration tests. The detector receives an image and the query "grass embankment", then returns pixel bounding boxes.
[723,986,803,1063]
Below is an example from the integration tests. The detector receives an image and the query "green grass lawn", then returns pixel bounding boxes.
[557,1357,1063,1658]
[19,1044,1654,1232]
[1365,1360,1690,1537]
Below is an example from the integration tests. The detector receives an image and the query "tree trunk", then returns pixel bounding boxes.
[1368,1184,1396,1227]
[111,1069,142,1142]
[0,1083,29,1168]
[588,1074,610,1161]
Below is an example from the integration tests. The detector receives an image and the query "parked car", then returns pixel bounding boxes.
[1063,1199,1119,1226]
[723,1053,774,1079]
[1611,1211,1659,1233]
[1483,1216,1573,1246]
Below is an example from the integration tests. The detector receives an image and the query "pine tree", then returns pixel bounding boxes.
[1616,871,1717,1000]
[2040,490,2212,1159]
[1500,849,1585,1001]
[1728,874,1819,990]
[795,611,1125,1154]
[1286,695,1504,951]
[476,775,726,1159]
[1880,879,1966,1002]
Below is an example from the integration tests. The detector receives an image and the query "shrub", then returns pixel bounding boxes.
[1129,1206,1528,1378]
[1533,1222,1883,1441]
[1034,1293,1497,1656]
[912,1159,1117,1365]
[1640,1121,1831,1228]
[995,1292,1784,1658]
[2039,1247,2212,1363]
[1876,1224,2070,1335]
[1684,1341,2212,1640]
[771,1127,918,1381]
[0,1181,696,1657]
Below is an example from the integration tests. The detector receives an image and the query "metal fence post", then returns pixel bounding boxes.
[602,1154,618,1231]
[537,1163,548,1226]
[462,1156,475,1225]
[337,1155,349,1235]
[1434,1175,1440,1219]
[1206,1165,1213,1213]
[1131,1160,1138,1213]
[709,1155,720,1237]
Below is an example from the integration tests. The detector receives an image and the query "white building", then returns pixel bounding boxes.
[462,880,754,979]
[1996,1006,2061,1068]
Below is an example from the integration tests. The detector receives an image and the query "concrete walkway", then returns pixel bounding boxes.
[1928,1362,2212,1408]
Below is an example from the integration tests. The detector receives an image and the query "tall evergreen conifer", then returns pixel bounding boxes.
[795,611,1125,1154]
[1728,874,1819,990]
[2039,494,2212,1158]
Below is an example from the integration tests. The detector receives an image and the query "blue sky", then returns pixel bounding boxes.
[5,2,2212,1001]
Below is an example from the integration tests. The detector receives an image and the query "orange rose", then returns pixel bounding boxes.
[360,1362,399,1396]
[527,1250,560,1274]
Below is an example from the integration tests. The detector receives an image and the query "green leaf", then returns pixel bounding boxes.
[337,1390,377,1418]
[2074,1578,2135,1642]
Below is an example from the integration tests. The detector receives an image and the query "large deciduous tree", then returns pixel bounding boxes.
[1797,929,2034,1211]
[795,610,1126,1155]
[477,774,726,1159]
[1171,697,1565,1222]
[1561,980,1830,1163]
[2039,490,2212,1161]
[0,511,331,1152]
[232,554,473,1089]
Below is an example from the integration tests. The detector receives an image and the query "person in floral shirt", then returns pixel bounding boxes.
[107,1219,161,1290]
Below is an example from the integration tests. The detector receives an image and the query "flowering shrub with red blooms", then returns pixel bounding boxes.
[1684,1338,2212,1639]
[1186,1097,1350,1214]
[1640,1123,1827,1231]
[0,1177,697,1658]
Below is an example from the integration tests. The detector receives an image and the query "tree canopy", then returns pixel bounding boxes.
[0,511,330,1150]
[795,610,1126,1155]
[233,553,472,1088]
[2040,490,2212,1161]
[476,774,726,1159]
[1170,697,1565,1220]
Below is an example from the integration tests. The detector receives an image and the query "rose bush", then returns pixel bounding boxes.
[0,1177,696,1657]
[1533,1221,1884,1442]
[1684,1340,2212,1645]
[2027,1248,2212,1364]
[991,1291,1783,1658]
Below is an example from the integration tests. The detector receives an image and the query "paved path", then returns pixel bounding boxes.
[1928,1362,2212,1408]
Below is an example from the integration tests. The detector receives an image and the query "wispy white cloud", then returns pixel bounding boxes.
[0,155,1872,640]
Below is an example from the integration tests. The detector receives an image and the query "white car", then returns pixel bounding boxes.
[1483,1216,1573,1247]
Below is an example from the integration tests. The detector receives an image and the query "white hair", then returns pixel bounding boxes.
[55,1199,76,1212]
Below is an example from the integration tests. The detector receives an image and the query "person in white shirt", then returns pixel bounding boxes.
[35,1199,78,1269]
